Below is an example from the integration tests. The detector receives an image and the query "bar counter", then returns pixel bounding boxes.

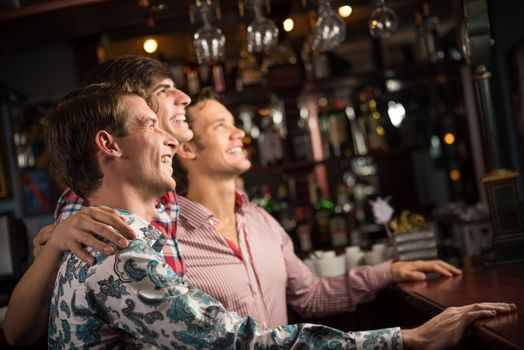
[381,262,524,349]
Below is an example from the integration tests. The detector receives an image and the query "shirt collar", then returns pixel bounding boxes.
[157,190,177,206]
[178,191,249,230]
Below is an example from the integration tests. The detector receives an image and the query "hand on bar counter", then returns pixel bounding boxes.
[33,205,136,265]
[402,302,517,350]
[390,259,462,282]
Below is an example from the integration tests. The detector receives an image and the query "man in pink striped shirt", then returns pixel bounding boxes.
[172,88,462,330]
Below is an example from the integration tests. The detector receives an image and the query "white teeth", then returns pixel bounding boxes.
[174,115,186,122]
[228,147,242,154]
[161,156,171,164]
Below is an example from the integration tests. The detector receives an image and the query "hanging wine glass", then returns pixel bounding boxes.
[311,0,346,52]
[368,0,399,39]
[193,0,225,64]
[246,0,279,53]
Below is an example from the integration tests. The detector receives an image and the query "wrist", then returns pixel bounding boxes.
[401,328,425,350]
[38,238,65,264]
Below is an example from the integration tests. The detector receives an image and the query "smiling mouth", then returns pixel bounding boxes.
[174,115,187,123]
[227,147,243,155]
[161,155,172,164]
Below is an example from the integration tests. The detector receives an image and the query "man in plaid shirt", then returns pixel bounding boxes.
[5,55,192,345]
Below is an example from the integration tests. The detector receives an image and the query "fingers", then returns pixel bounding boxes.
[469,302,517,314]
[32,224,55,258]
[464,303,516,325]
[413,260,461,277]
[404,270,426,281]
[33,224,54,248]
[436,260,462,275]
[70,245,96,265]
[79,219,129,249]
[466,310,498,324]
[72,230,115,256]
[82,206,136,240]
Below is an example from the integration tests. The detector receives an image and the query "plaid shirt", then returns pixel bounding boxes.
[54,188,186,277]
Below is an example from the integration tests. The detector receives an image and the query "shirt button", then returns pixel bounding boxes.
[208,218,213,225]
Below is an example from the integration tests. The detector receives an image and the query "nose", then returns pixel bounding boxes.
[231,125,245,139]
[161,129,179,150]
[174,89,191,107]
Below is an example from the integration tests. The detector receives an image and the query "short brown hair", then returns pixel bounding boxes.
[87,55,174,90]
[44,82,146,200]
[172,87,220,194]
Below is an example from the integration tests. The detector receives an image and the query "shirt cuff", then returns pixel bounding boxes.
[354,327,403,350]
[366,259,394,291]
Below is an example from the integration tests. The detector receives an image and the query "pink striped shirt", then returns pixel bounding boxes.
[177,193,393,330]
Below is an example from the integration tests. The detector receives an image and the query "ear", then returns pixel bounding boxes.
[176,142,197,161]
[95,130,122,158]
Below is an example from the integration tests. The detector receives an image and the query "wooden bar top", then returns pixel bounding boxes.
[392,262,524,349]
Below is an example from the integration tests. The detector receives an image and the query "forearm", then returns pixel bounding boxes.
[286,243,393,316]
[4,243,63,345]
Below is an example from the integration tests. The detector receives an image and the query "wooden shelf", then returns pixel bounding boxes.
[222,60,464,109]
[245,145,420,175]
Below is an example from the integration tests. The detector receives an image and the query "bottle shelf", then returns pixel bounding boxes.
[246,145,420,175]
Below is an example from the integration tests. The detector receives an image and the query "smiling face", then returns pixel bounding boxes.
[184,99,251,179]
[116,94,178,198]
[148,77,193,143]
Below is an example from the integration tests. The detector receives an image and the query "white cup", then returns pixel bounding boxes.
[345,245,361,255]
[303,258,317,275]
[372,243,387,252]
[365,250,384,265]
[322,250,336,258]
[346,251,365,269]
[314,255,347,277]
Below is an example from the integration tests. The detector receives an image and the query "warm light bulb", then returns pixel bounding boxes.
[443,133,455,145]
[143,38,158,54]
[283,18,294,32]
[450,169,461,181]
[338,5,352,18]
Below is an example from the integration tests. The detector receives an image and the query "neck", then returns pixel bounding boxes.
[88,178,159,223]
[186,175,237,221]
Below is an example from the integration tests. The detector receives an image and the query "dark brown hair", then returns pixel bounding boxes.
[44,82,146,199]
[86,55,174,90]
[172,87,220,194]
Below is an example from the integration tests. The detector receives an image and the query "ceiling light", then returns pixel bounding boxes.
[283,18,294,32]
[449,170,461,181]
[387,101,406,127]
[443,133,455,145]
[338,5,352,18]
[143,38,158,53]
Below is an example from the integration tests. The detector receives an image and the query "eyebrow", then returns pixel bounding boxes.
[151,83,171,92]
[151,82,177,93]
[137,116,158,126]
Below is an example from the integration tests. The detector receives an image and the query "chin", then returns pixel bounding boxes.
[237,160,251,174]
[175,130,194,143]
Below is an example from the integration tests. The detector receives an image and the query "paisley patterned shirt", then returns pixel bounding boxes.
[55,188,186,276]
[48,209,403,349]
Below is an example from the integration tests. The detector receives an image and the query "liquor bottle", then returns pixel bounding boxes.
[236,23,262,91]
[329,185,352,247]
[346,105,368,156]
[211,63,225,92]
[313,188,334,249]
[359,86,387,151]
[239,109,260,165]
[259,117,284,166]
[260,184,277,218]
[292,101,314,162]
[323,109,353,158]
[295,206,313,253]
[276,183,297,236]
[185,65,201,96]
